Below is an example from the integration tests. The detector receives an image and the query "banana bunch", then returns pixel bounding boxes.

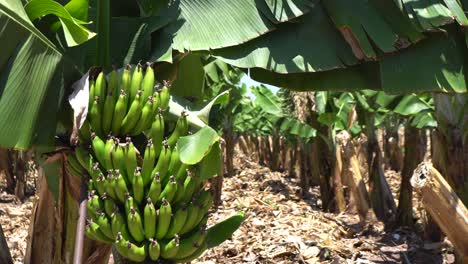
[71,63,216,263]
[82,63,170,141]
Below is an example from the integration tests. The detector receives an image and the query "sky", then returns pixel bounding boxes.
[239,73,279,99]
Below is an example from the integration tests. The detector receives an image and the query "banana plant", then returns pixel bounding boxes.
[2,0,468,263]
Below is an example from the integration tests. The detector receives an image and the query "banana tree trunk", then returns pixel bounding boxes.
[411,163,468,262]
[423,94,468,256]
[396,125,425,226]
[25,155,111,264]
[384,129,403,172]
[13,150,27,201]
[212,140,225,208]
[0,148,14,193]
[270,134,280,171]
[332,142,346,213]
[336,131,372,224]
[365,113,396,222]
[297,143,310,194]
[238,136,249,156]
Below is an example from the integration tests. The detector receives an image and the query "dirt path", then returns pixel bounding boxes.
[0,152,456,263]
[196,153,455,264]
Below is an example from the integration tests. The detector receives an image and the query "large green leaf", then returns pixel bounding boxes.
[252,85,283,116]
[198,141,221,180]
[214,6,357,74]
[171,53,205,99]
[280,118,317,139]
[380,29,467,93]
[25,0,96,47]
[177,126,220,165]
[206,212,246,249]
[322,0,399,59]
[165,0,273,51]
[0,0,73,149]
[152,0,314,53]
[393,95,433,116]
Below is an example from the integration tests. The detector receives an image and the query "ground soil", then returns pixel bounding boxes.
[0,152,456,263]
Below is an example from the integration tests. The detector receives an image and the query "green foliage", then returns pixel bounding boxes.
[25,0,96,47]
[178,126,219,165]
[0,0,77,149]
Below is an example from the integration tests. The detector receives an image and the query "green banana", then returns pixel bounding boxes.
[94,71,107,104]
[107,68,119,99]
[120,65,132,101]
[148,111,164,156]
[158,175,177,203]
[95,211,114,239]
[164,206,188,239]
[88,79,96,109]
[174,227,207,259]
[86,219,114,243]
[75,146,90,169]
[88,179,95,192]
[94,173,106,196]
[174,165,189,183]
[111,208,130,240]
[168,146,182,177]
[124,193,139,216]
[141,62,155,106]
[111,140,126,176]
[172,181,186,205]
[152,90,161,116]
[86,191,101,218]
[132,168,144,204]
[174,241,207,263]
[126,241,147,262]
[98,137,110,170]
[115,232,130,258]
[159,84,170,110]
[89,97,103,137]
[78,119,92,144]
[160,235,179,259]
[141,140,156,186]
[147,172,162,204]
[173,168,191,205]
[151,141,171,182]
[120,90,143,135]
[114,170,129,203]
[179,202,200,235]
[89,162,101,181]
[156,198,172,240]
[148,238,161,261]
[196,190,214,209]
[102,94,114,135]
[180,171,200,204]
[127,207,145,242]
[125,137,138,183]
[104,170,118,200]
[167,111,188,147]
[111,90,128,135]
[132,96,155,136]
[129,64,143,103]
[101,193,116,217]
[143,198,157,239]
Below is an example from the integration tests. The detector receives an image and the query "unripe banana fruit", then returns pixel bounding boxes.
[77,63,226,262]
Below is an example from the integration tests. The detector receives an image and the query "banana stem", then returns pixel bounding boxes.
[73,175,88,264]
[96,0,111,68]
